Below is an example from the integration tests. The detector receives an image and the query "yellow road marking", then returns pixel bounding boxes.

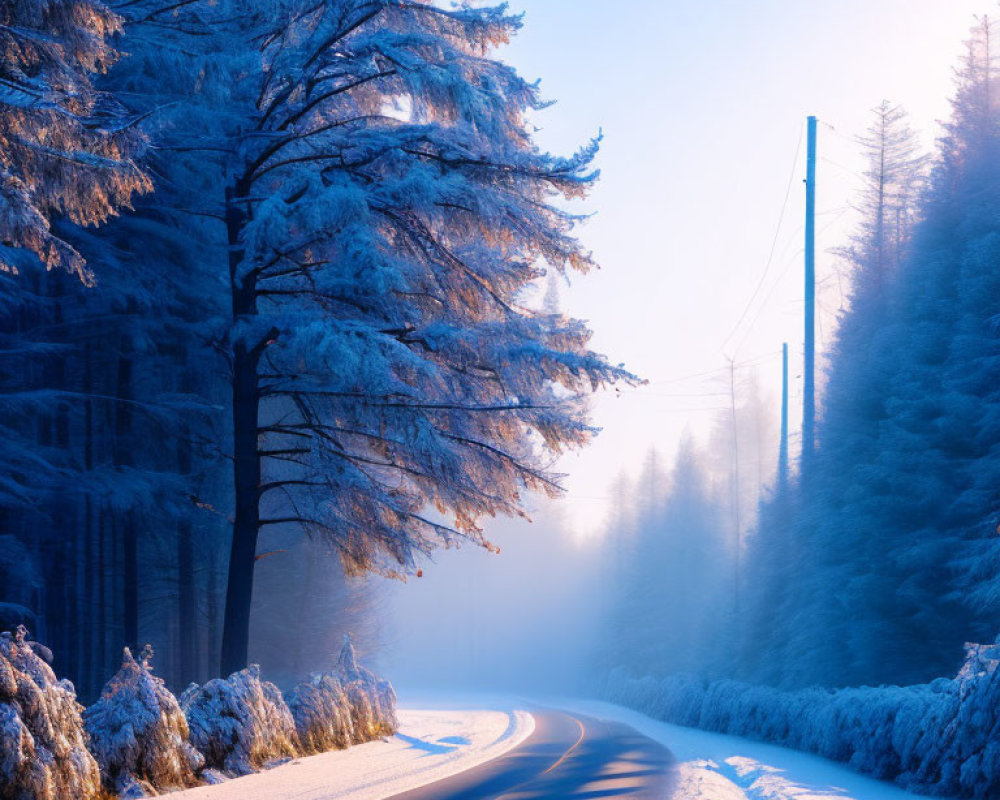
[541,716,586,776]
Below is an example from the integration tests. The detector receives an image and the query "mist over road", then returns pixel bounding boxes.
[386,709,676,800]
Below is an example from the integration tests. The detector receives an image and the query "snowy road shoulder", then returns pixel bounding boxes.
[170,706,534,800]
[549,699,947,800]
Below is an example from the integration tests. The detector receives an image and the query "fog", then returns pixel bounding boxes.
[379,506,607,695]
[376,371,777,695]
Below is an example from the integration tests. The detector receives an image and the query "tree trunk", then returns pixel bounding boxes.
[176,408,197,682]
[220,183,262,677]
[114,340,138,650]
[83,345,96,699]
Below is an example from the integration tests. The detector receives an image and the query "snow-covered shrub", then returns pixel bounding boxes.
[180,664,299,776]
[335,635,397,741]
[83,645,203,796]
[0,626,101,800]
[603,637,1000,799]
[286,636,397,755]
[286,673,354,754]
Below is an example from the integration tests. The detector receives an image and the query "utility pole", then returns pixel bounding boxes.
[778,342,789,491]
[802,115,817,468]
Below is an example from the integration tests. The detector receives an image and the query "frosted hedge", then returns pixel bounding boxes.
[603,639,1000,798]
[0,627,101,800]
[179,636,397,779]
[84,646,203,797]
[0,628,396,798]
[286,635,397,756]
[180,664,300,776]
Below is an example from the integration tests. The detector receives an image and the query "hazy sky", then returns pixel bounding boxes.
[494,0,991,534]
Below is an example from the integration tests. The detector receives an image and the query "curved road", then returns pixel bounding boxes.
[388,709,678,800]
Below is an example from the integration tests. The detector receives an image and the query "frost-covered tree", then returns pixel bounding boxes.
[0,0,153,680]
[601,438,732,679]
[742,17,1000,688]
[0,626,101,800]
[180,663,299,776]
[84,646,203,796]
[1,0,631,685]
[209,0,635,674]
[0,0,161,697]
[843,101,926,297]
[0,0,150,281]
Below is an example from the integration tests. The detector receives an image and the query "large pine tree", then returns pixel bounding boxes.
[216,0,635,674]
[40,0,635,677]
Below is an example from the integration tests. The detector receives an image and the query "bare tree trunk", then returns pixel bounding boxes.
[83,345,96,698]
[206,543,219,682]
[115,339,139,650]
[177,405,197,681]
[220,182,263,676]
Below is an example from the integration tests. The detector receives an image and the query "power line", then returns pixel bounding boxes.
[634,349,783,390]
[820,156,865,180]
[642,364,735,386]
[820,119,856,144]
[721,125,804,356]
[730,205,853,355]
[625,391,729,398]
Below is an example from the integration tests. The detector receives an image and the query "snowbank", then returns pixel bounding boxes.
[180,664,300,776]
[168,705,534,800]
[602,639,1000,798]
[0,626,101,800]
[84,645,204,797]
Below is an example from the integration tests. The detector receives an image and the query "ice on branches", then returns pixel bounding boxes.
[0,626,101,800]
[179,664,299,776]
[0,0,151,281]
[83,645,203,797]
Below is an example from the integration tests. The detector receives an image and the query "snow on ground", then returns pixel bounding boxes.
[558,698,950,800]
[147,692,947,800]
[169,705,533,800]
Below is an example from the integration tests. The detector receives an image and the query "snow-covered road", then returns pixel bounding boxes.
[386,707,675,799]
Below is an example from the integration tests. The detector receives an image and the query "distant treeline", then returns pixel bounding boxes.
[597,16,1000,691]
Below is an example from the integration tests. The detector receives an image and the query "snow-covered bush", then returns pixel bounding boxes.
[286,673,354,754]
[0,626,101,800]
[286,636,398,755]
[335,635,397,741]
[83,645,203,797]
[180,664,299,776]
[603,637,1000,799]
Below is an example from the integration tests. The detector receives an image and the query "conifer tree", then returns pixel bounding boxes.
[78,0,634,676]
[0,0,150,281]
[743,17,1000,688]
[217,0,634,674]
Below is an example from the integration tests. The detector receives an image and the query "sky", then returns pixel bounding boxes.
[491,0,992,535]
